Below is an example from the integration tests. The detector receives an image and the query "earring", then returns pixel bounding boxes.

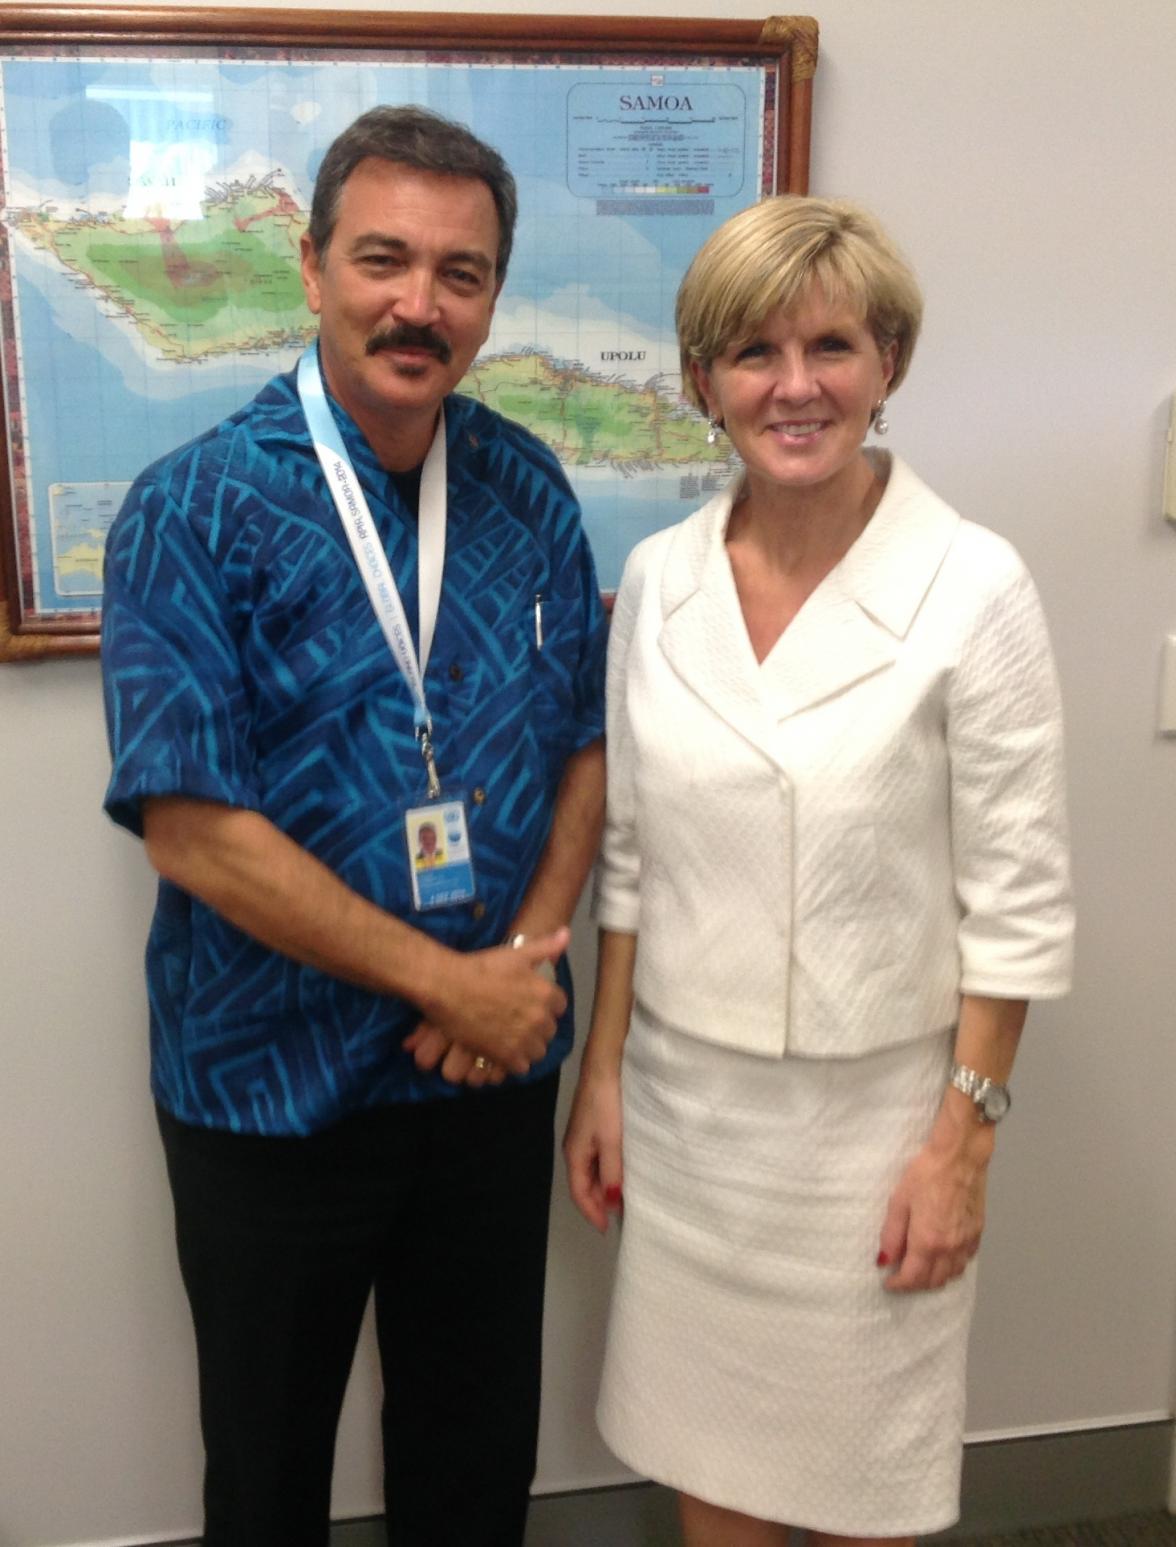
[706,415,722,446]
[872,399,889,436]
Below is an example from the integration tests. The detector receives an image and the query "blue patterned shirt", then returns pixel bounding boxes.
[102,371,606,1136]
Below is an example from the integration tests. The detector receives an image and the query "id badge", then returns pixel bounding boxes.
[405,797,477,912]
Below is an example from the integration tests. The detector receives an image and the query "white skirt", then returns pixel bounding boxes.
[596,1004,976,1537]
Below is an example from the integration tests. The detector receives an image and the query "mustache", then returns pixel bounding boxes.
[365,325,452,365]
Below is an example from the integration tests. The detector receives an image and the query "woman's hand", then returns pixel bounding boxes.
[880,995,1025,1292]
[564,928,636,1232]
[877,1103,994,1293]
[563,1065,625,1234]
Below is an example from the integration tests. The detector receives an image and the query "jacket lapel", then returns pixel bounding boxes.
[758,581,899,721]
[656,457,961,754]
[657,487,783,766]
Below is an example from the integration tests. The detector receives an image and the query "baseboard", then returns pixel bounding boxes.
[107,1418,1176,1547]
[940,1418,1175,1537]
[327,1418,1175,1544]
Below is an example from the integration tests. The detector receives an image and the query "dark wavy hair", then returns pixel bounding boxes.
[308,104,518,281]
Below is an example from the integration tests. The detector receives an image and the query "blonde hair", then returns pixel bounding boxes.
[676,196,923,412]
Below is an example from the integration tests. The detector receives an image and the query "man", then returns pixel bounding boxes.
[101,106,606,1547]
[414,821,444,865]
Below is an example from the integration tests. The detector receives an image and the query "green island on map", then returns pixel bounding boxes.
[460,352,724,470]
[15,175,315,361]
[15,176,726,470]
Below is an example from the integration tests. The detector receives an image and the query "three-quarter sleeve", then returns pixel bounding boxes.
[948,557,1074,998]
[101,476,261,838]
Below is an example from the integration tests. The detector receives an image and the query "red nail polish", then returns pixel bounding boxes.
[876,1251,891,1268]
[605,1185,623,1207]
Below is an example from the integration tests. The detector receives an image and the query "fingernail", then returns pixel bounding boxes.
[605,1185,623,1207]
[876,1251,891,1268]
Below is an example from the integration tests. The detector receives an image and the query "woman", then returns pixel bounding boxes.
[564,197,1073,1547]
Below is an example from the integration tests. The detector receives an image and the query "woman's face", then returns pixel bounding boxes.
[692,285,896,500]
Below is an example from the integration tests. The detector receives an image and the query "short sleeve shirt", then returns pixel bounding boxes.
[102,371,606,1135]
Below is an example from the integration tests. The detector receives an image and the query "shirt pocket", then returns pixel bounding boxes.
[525,588,581,769]
[436,603,545,782]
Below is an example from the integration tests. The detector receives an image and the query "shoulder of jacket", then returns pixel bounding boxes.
[948,517,1032,592]
[619,521,676,589]
[877,455,1031,594]
[617,483,736,609]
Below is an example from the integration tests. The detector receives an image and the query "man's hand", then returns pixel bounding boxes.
[402,740,604,1086]
[411,929,570,1077]
[401,1026,508,1086]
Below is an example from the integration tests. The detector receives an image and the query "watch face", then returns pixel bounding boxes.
[982,1085,1011,1121]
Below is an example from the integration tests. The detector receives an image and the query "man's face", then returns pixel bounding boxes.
[300,157,500,462]
[419,824,438,856]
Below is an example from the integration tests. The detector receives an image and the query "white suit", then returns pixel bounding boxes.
[593,454,1074,1533]
[594,451,1074,1055]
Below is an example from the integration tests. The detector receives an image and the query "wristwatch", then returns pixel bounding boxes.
[949,1063,1012,1123]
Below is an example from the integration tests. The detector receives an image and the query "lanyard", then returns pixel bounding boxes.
[297,344,447,797]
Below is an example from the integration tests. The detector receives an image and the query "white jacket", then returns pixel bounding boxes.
[594,453,1074,1060]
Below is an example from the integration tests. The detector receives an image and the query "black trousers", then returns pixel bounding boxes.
[157,1073,559,1547]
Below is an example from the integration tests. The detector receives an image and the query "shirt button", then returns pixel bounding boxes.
[448,663,463,682]
[471,901,487,920]
[472,787,487,805]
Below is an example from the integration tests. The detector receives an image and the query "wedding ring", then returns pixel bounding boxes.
[473,1056,490,1073]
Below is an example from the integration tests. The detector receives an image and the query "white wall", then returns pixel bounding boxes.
[2,2,1175,1543]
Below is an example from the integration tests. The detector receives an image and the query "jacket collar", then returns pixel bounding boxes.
[657,453,960,756]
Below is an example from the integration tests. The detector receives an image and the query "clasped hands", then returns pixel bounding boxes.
[402,928,570,1087]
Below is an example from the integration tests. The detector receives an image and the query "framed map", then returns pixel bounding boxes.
[0,6,818,660]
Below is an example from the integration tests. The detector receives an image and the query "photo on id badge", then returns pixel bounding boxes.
[405,800,477,911]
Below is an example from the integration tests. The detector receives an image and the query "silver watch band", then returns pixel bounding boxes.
[949,1062,1012,1123]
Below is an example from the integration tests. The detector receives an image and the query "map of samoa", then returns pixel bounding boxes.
[0,54,770,616]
